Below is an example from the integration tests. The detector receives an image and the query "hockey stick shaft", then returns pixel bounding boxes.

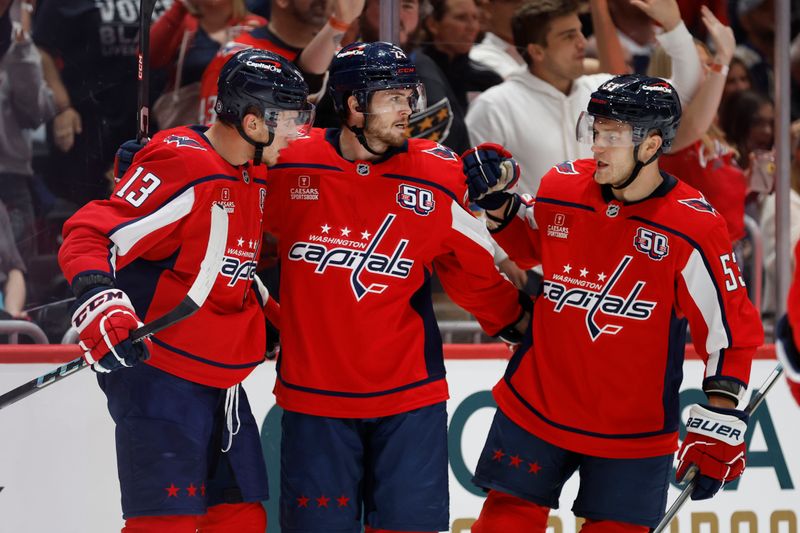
[137,0,157,143]
[24,297,76,314]
[653,363,785,533]
[0,205,228,411]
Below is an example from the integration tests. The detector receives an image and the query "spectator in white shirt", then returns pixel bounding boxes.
[469,0,526,78]
[466,0,702,195]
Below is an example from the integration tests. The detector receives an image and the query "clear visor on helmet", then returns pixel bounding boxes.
[363,84,427,116]
[576,111,635,148]
[264,104,316,139]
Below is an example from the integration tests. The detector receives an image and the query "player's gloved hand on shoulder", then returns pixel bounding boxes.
[676,403,748,500]
[776,314,800,405]
[71,285,150,373]
[462,143,520,210]
[113,139,146,182]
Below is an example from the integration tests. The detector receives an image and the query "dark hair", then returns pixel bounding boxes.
[427,0,449,21]
[512,0,579,66]
[718,89,773,165]
[727,56,752,84]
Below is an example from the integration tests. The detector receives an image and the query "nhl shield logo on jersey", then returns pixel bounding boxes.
[164,134,207,151]
[679,196,716,214]
[357,163,370,176]
[397,184,436,216]
[606,202,621,217]
[634,227,669,260]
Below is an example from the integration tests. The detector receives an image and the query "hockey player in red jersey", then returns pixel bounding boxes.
[777,241,800,406]
[462,75,763,532]
[57,49,314,532]
[264,41,529,533]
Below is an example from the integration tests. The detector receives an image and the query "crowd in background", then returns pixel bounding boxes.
[0,0,799,342]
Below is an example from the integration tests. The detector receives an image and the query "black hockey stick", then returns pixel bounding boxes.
[653,363,785,533]
[0,204,228,411]
[137,0,158,143]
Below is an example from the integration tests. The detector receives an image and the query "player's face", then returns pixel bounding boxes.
[253,109,314,164]
[590,118,637,186]
[538,14,586,84]
[364,89,415,147]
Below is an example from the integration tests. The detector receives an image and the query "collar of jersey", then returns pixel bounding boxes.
[325,128,409,165]
[600,171,678,205]
[189,124,252,173]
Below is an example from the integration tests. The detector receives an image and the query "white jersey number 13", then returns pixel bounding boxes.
[116,166,162,207]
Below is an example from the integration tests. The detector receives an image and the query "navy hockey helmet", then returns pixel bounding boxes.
[215,49,314,164]
[580,74,682,152]
[215,48,313,126]
[328,41,425,118]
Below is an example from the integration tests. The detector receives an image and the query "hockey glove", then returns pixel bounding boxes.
[113,139,145,182]
[676,404,748,500]
[72,287,150,373]
[462,143,521,210]
[776,315,800,405]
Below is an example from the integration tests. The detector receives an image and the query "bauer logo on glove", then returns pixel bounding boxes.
[676,403,748,500]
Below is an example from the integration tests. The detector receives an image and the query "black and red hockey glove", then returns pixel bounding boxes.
[462,143,521,210]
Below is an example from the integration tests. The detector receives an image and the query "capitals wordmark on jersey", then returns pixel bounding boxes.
[288,214,414,301]
[543,255,657,341]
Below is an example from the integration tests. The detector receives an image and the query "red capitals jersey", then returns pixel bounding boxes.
[199,28,301,124]
[265,128,524,418]
[59,126,270,389]
[788,241,800,350]
[492,159,763,459]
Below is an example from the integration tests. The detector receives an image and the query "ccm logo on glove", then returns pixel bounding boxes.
[72,290,129,328]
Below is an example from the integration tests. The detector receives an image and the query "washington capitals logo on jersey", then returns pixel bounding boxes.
[679,196,716,214]
[397,184,435,216]
[543,256,657,341]
[555,161,579,175]
[287,214,414,301]
[164,135,207,151]
[634,227,669,260]
[421,144,457,161]
[220,256,257,286]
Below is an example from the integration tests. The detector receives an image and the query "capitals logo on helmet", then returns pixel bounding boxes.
[215,49,311,124]
[587,74,682,152]
[328,41,424,118]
